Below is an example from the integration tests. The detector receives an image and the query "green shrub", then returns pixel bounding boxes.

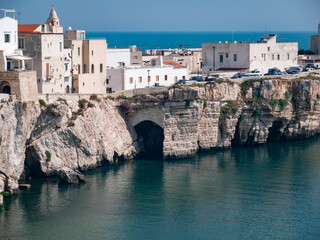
[252,109,261,118]
[45,151,51,162]
[203,100,207,108]
[269,99,278,111]
[57,98,67,104]
[306,98,311,105]
[285,90,292,100]
[317,94,320,100]
[0,191,11,197]
[278,99,288,111]
[89,94,100,102]
[196,98,203,104]
[78,99,88,109]
[105,96,115,101]
[39,99,47,107]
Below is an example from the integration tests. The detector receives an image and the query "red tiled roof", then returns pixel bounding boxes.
[163,60,185,69]
[18,24,41,34]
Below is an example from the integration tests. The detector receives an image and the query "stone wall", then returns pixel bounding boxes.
[0,71,38,101]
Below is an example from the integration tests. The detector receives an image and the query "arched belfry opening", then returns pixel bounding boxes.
[135,120,164,159]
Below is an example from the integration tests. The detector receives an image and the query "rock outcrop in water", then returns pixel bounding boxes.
[1,74,320,205]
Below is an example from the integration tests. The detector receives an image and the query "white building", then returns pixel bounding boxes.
[311,24,320,55]
[143,48,202,74]
[106,48,131,69]
[106,57,188,92]
[106,45,142,69]
[0,9,32,72]
[202,35,298,74]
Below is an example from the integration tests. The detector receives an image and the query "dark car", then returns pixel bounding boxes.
[286,66,300,75]
[265,68,282,76]
[189,76,204,82]
[231,72,248,79]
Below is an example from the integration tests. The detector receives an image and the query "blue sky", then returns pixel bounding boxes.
[2,0,320,32]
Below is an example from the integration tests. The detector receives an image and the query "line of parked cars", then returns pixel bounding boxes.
[231,65,318,79]
[174,75,218,85]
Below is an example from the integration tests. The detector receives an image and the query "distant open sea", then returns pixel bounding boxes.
[86,31,316,52]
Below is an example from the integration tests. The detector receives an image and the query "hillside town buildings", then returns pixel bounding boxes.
[202,35,298,74]
[18,5,107,94]
[64,29,107,94]
[0,9,38,101]
[143,48,202,74]
[106,45,142,69]
[106,57,188,92]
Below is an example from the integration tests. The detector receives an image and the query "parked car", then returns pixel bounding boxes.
[247,70,262,76]
[174,79,198,85]
[231,72,248,79]
[265,68,282,76]
[286,66,300,75]
[189,76,204,82]
[205,76,217,81]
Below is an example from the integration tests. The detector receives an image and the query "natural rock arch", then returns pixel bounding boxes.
[134,120,164,159]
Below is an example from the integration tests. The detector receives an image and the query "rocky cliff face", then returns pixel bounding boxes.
[1,75,320,205]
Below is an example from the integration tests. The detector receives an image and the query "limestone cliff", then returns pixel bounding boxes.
[1,75,320,205]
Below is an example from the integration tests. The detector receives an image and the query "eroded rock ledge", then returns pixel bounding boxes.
[1,74,320,205]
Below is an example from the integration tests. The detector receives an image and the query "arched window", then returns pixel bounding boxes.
[100,64,103,73]
[91,64,94,73]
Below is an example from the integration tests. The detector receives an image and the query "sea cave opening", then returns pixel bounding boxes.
[134,120,164,159]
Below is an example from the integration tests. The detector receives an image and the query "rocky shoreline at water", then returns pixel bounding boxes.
[2,73,320,205]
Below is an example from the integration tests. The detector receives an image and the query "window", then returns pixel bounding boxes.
[78,64,81,74]
[268,47,270,51]
[156,75,159,82]
[287,53,290,60]
[4,33,10,43]
[182,76,186,79]
[92,50,94,56]
[148,76,151,82]
[130,77,133,84]
[174,76,178,82]
[100,64,103,73]
[91,64,94,73]
[78,47,80,56]
[233,54,237,61]
[165,75,168,81]
[277,55,280,60]
[262,53,266,61]
[46,63,49,79]
[65,64,68,71]
[18,38,24,49]
[139,77,142,83]
[83,64,87,73]
[134,56,138,60]
[60,42,62,52]
[272,54,274,61]
[226,53,228,58]
[220,54,223,63]
[64,77,69,82]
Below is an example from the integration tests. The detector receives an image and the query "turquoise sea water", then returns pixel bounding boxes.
[86,31,316,52]
[1,137,320,239]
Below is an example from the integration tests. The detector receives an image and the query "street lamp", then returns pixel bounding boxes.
[147,69,150,87]
[197,62,200,76]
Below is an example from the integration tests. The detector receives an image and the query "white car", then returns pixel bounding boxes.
[247,70,262,76]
